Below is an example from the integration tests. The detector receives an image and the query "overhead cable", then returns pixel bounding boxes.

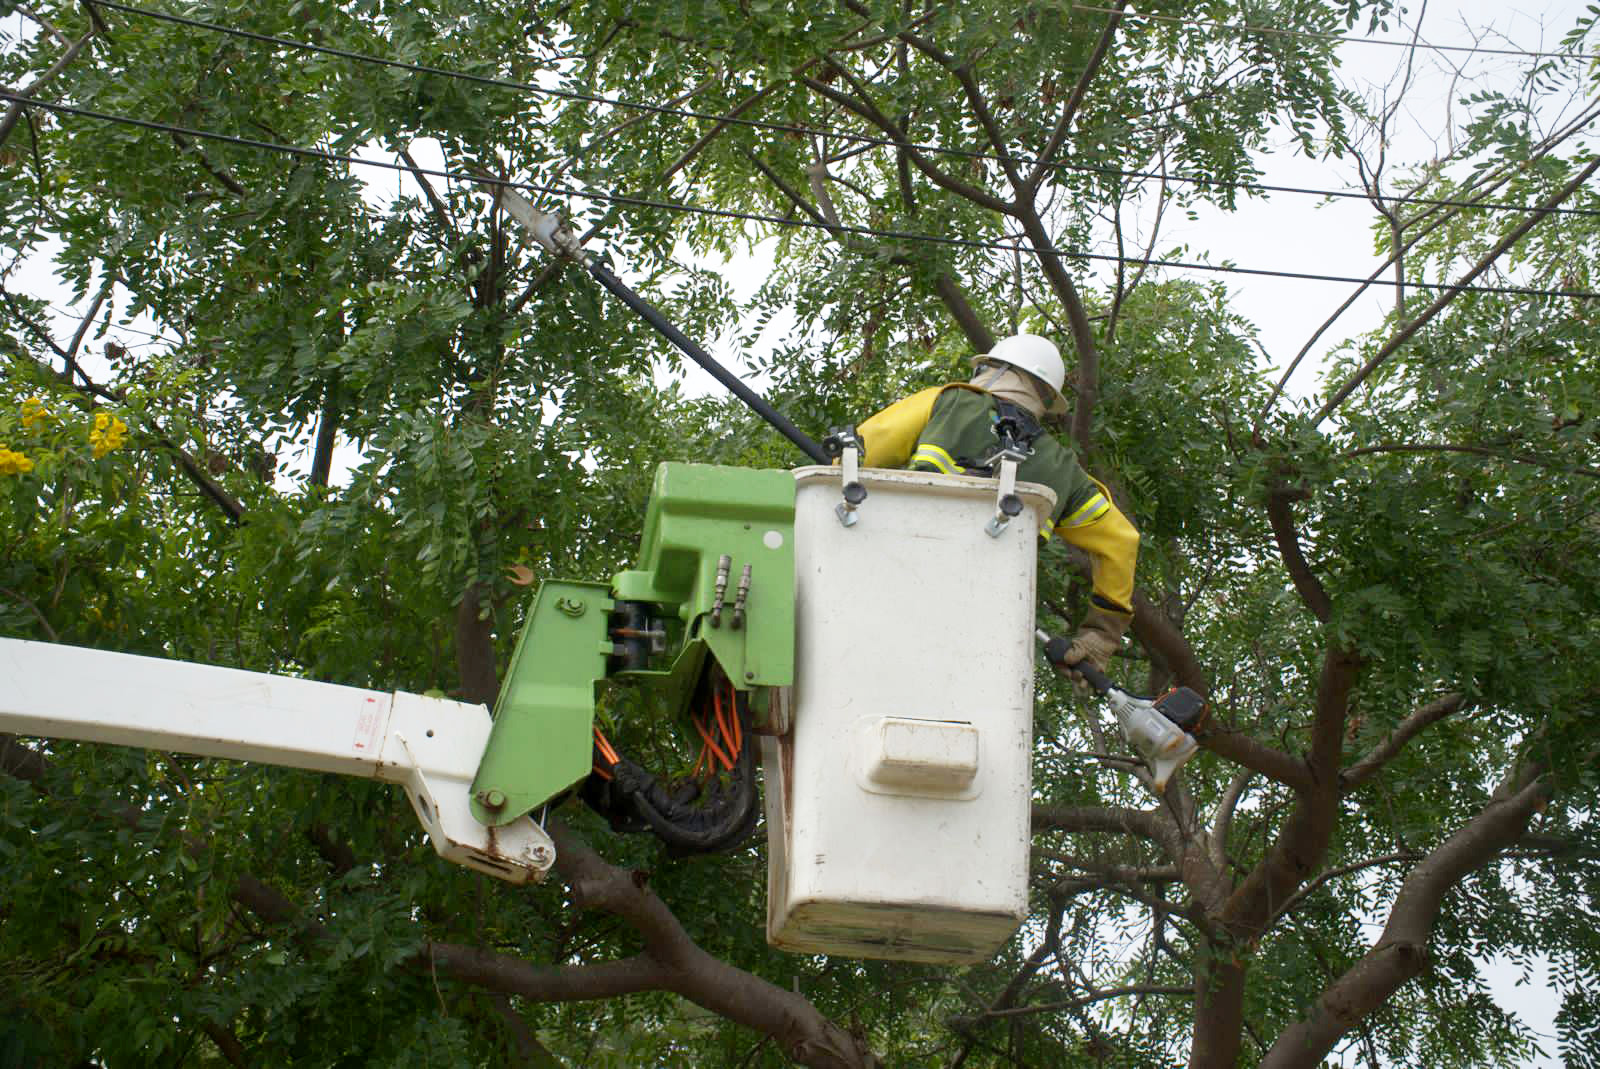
[5,91,1597,301]
[86,0,1600,220]
[1072,4,1600,62]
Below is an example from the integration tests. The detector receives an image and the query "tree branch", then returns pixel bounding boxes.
[1011,205,1102,457]
[0,27,96,150]
[1046,873,1190,917]
[978,983,1192,1019]
[1259,768,1549,1068]
[1032,803,1172,849]
[1034,849,1180,884]
[169,444,248,523]
[17,2,73,47]
[1106,149,1171,343]
[6,731,875,1069]
[1209,770,1253,872]
[1341,693,1465,791]
[543,821,877,1069]
[1219,646,1360,937]
[453,582,499,707]
[198,1019,251,1069]
[425,941,673,1002]
[1267,850,1427,929]
[948,900,1065,1068]
[1255,98,1600,435]
[1129,589,1205,692]
[745,149,993,352]
[60,274,115,384]
[659,78,797,185]
[932,274,995,353]
[655,10,920,185]
[0,733,49,784]
[1129,589,1313,791]
[485,993,565,1068]
[1265,486,1332,623]
[1,585,61,641]
[1311,155,1600,426]
[397,147,460,241]
[1025,2,1126,192]
[1,298,249,523]
[170,131,249,197]
[940,60,1025,189]
[799,67,1012,214]
[309,377,340,489]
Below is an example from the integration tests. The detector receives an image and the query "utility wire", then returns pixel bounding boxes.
[47,305,179,346]
[5,91,1598,301]
[83,0,1600,220]
[1073,4,1600,62]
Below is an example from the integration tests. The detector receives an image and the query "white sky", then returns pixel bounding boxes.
[4,1,1591,1060]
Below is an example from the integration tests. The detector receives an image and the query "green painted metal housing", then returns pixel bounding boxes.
[612,463,796,688]
[470,462,796,828]
[469,579,612,827]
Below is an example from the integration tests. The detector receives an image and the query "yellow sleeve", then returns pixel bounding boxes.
[857,386,946,468]
[1054,483,1139,615]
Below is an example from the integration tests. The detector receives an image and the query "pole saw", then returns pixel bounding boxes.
[482,180,830,465]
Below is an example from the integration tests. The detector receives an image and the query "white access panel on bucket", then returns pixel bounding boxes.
[764,466,1055,964]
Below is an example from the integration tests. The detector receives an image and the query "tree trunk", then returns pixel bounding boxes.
[1189,946,1246,1069]
[454,582,499,706]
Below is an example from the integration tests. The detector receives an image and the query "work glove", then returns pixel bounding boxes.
[1057,604,1131,691]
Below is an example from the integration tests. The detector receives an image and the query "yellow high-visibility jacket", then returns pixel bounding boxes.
[858,383,1140,615]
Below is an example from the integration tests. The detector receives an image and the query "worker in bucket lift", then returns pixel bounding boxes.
[849,334,1139,688]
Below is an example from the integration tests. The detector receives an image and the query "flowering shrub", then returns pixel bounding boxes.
[89,412,129,458]
[0,446,34,475]
[0,396,132,477]
[20,397,52,429]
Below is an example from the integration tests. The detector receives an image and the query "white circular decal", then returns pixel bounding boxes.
[763,530,784,549]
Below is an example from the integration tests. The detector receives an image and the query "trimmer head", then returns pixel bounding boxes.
[1105,690,1200,792]
[1036,630,1204,793]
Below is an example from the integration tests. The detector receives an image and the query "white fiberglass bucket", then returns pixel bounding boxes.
[763,466,1054,963]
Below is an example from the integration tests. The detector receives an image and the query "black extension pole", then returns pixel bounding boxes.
[583,261,830,464]
[484,181,829,465]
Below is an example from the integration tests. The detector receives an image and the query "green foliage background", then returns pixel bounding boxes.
[1,0,1597,1065]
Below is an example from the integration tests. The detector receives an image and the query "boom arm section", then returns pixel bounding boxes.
[0,637,554,883]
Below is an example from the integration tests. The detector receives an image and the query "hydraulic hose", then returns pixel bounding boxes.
[609,743,759,854]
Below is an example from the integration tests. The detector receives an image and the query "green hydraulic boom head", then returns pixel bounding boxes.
[470,462,796,827]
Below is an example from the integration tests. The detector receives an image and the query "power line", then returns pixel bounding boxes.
[5,90,1598,301]
[47,306,180,346]
[86,0,1600,220]
[1073,3,1600,62]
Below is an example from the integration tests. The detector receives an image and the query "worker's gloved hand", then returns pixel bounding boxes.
[1057,605,1131,691]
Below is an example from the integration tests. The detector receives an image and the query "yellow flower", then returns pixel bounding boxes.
[0,446,34,475]
[20,397,51,429]
[88,414,129,458]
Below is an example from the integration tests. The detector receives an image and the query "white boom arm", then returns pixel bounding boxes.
[0,637,554,883]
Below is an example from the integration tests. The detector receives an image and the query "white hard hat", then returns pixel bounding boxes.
[976,334,1068,415]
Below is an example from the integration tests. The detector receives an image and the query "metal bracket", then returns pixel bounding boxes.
[470,580,612,828]
[391,723,556,882]
[836,444,867,527]
[985,454,1025,537]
